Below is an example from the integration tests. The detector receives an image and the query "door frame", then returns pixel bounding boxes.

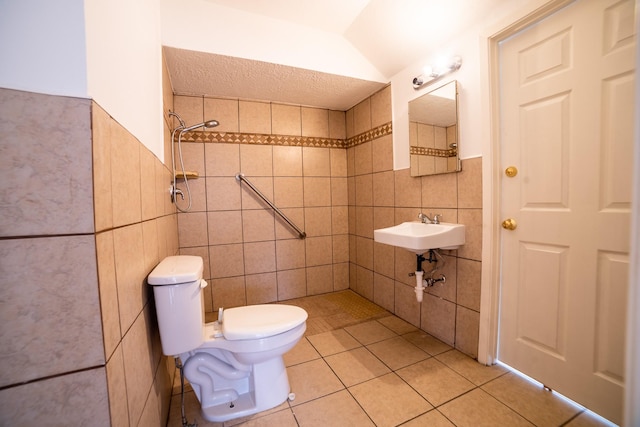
[478,0,640,424]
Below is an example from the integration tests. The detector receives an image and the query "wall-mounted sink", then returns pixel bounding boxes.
[374,221,465,254]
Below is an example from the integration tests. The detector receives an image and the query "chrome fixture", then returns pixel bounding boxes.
[413,55,462,89]
[168,111,219,213]
[418,212,441,224]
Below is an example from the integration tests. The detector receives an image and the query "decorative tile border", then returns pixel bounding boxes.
[180,121,393,149]
[410,145,457,157]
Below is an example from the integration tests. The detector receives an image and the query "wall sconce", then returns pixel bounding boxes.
[412,55,462,89]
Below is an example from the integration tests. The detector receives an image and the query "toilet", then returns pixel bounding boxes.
[147,255,308,422]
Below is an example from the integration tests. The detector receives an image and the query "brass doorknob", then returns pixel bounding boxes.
[502,218,517,230]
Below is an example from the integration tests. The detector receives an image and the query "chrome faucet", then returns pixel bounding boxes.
[418,212,441,224]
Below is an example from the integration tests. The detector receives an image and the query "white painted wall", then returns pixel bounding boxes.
[159,0,387,83]
[0,0,88,98]
[84,0,164,160]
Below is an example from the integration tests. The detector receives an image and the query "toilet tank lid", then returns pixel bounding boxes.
[222,304,308,340]
[148,255,203,286]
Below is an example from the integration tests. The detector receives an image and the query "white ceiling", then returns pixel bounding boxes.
[165,0,516,110]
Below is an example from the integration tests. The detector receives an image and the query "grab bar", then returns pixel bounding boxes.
[235,173,306,239]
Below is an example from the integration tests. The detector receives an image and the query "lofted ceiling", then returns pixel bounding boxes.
[165,0,516,110]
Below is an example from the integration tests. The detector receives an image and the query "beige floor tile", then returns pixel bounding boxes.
[225,402,291,426]
[435,349,507,385]
[402,330,452,355]
[481,372,582,426]
[564,411,615,427]
[367,336,430,370]
[283,338,321,367]
[397,358,475,407]
[307,329,361,356]
[401,409,456,427]
[293,390,375,427]
[377,315,419,334]
[227,408,297,427]
[439,388,534,427]
[168,390,223,427]
[287,359,344,406]
[349,373,432,427]
[325,347,390,387]
[345,320,397,345]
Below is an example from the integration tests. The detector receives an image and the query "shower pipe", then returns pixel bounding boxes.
[235,173,306,240]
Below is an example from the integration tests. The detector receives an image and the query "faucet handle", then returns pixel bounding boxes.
[432,213,441,224]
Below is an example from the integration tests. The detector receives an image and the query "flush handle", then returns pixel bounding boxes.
[501,218,517,230]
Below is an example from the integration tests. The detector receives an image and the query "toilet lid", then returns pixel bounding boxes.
[148,255,203,285]
[222,304,308,340]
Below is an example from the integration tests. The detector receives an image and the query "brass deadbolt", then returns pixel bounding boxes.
[505,166,518,177]
[501,218,517,230]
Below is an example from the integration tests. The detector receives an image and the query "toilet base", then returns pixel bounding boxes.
[196,355,292,422]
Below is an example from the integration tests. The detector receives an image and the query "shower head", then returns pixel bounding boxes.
[181,120,220,133]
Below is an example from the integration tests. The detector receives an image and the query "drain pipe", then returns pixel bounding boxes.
[413,250,446,303]
[414,270,426,302]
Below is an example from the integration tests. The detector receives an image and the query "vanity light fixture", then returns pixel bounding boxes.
[412,55,462,89]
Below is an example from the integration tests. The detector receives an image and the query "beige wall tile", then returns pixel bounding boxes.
[0,236,103,387]
[329,110,346,140]
[246,272,277,304]
[331,177,348,206]
[212,276,246,309]
[355,206,373,238]
[114,223,148,332]
[373,273,395,312]
[303,177,331,207]
[355,174,373,206]
[394,169,422,208]
[354,141,373,175]
[301,107,329,137]
[239,100,271,134]
[332,206,349,235]
[92,102,113,232]
[353,97,372,136]
[332,234,349,263]
[371,85,392,128]
[206,177,242,211]
[394,282,421,327]
[303,146,331,176]
[175,141,205,174]
[207,211,243,245]
[178,212,209,247]
[421,293,456,345]
[307,265,333,295]
[240,144,273,176]
[373,171,395,207]
[106,344,129,427]
[356,265,374,300]
[275,208,305,240]
[458,157,482,208]
[426,254,457,303]
[346,147,356,177]
[306,236,333,267]
[274,177,303,208]
[457,208,482,261]
[273,146,302,176]
[140,146,158,221]
[345,107,355,138]
[122,307,156,426]
[373,206,395,231]
[96,231,121,359]
[244,241,276,274]
[0,89,94,237]
[174,95,203,127]
[111,121,142,227]
[239,176,273,210]
[372,134,394,173]
[272,103,301,136]
[456,306,480,358]
[176,176,207,212]
[277,268,307,300]
[204,98,239,133]
[457,258,481,311]
[422,172,458,209]
[305,207,332,237]
[373,241,395,278]
[179,246,211,279]
[205,143,240,177]
[330,148,347,177]
[276,239,306,270]
[242,209,276,242]
[333,262,350,291]
[0,368,110,425]
[356,236,373,270]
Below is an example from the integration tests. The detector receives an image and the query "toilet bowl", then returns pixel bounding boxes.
[148,255,308,422]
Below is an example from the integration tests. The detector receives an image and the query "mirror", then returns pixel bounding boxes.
[409,80,460,176]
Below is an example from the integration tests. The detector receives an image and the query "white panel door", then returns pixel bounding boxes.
[498,0,635,424]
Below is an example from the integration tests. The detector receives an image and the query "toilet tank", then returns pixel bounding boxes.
[148,255,205,356]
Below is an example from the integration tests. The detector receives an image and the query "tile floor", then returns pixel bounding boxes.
[167,291,613,427]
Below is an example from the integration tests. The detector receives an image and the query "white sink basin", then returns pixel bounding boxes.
[374,221,465,254]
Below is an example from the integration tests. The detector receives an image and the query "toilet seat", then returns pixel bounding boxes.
[221,305,308,340]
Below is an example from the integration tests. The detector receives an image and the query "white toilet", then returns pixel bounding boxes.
[148,255,308,422]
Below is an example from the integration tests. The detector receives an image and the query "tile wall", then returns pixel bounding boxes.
[172,84,482,358]
[172,95,350,312]
[346,87,483,357]
[0,71,179,425]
